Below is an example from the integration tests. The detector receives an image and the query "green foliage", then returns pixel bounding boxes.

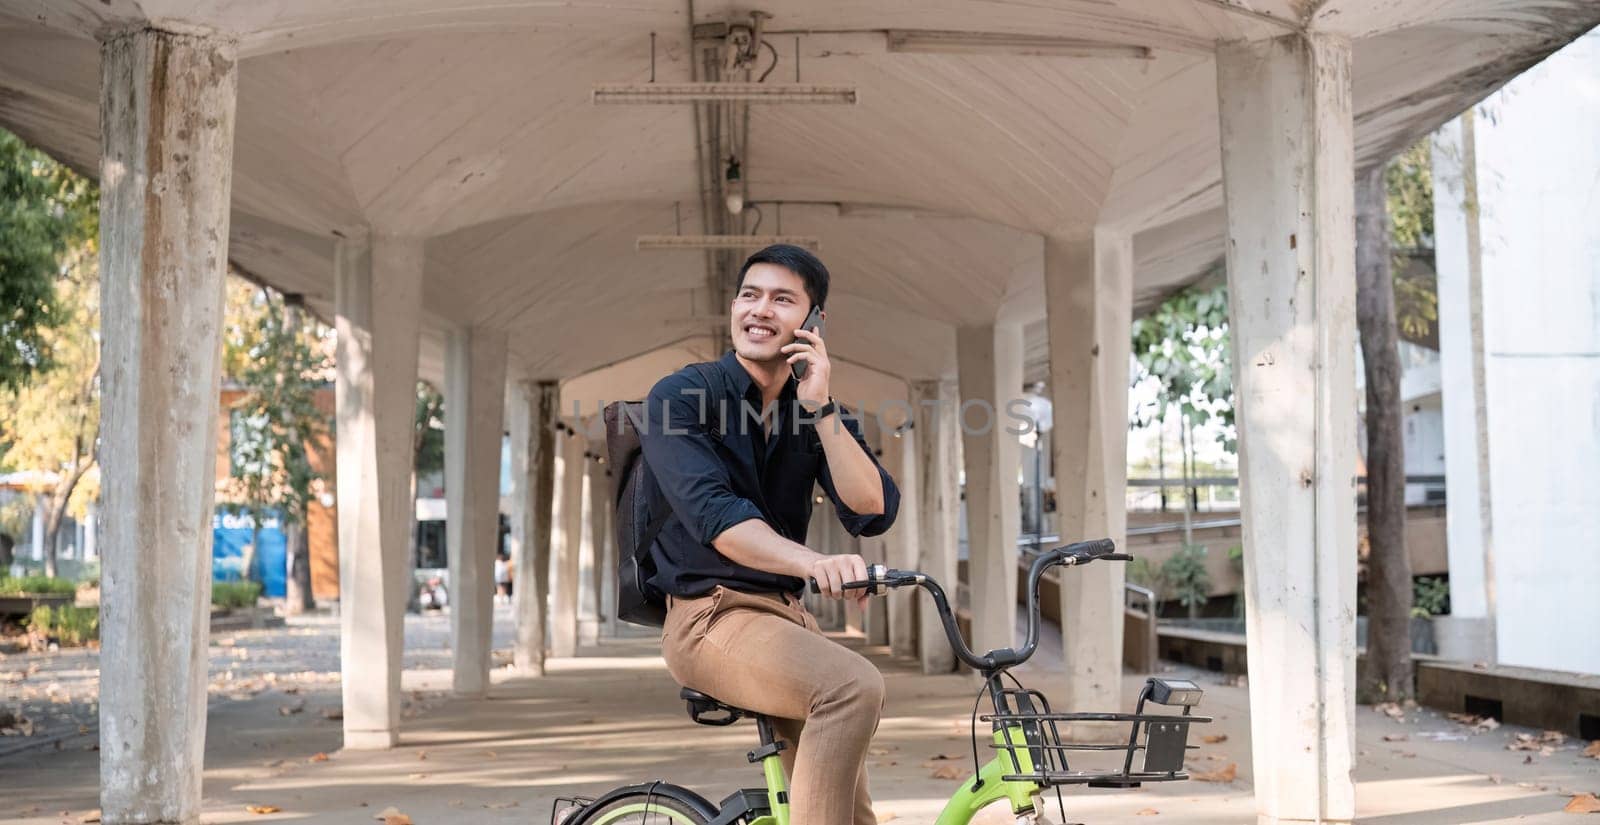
[26,604,98,646]
[211,580,263,610]
[1130,280,1234,449]
[0,129,97,391]
[221,282,332,533]
[1386,138,1439,345]
[414,380,445,477]
[1411,576,1450,618]
[1162,544,1212,614]
[0,575,77,596]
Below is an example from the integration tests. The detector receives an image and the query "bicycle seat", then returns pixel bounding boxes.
[679,687,752,726]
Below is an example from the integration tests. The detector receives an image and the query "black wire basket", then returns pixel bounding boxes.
[980,678,1212,788]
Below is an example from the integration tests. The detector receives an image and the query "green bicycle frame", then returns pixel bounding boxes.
[740,724,1040,825]
[933,725,1042,824]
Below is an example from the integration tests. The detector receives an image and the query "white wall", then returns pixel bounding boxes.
[1433,30,1600,675]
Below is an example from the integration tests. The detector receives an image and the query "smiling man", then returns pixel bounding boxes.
[638,244,901,825]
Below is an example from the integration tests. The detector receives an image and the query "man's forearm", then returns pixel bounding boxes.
[815,414,885,514]
[711,518,821,579]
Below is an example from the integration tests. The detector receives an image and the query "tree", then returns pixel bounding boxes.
[1386,139,1439,348]
[1,242,100,578]
[1130,280,1233,545]
[221,280,332,611]
[410,380,445,569]
[0,129,94,392]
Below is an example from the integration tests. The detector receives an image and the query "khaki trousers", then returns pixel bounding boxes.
[662,587,884,825]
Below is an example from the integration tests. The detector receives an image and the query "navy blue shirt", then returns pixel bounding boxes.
[638,351,900,597]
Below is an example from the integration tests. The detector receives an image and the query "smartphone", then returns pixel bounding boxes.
[791,306,825,382]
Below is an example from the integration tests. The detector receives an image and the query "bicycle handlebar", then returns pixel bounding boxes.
[806,538,1130,672]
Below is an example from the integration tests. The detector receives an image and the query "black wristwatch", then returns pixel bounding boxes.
[803,398,838,422]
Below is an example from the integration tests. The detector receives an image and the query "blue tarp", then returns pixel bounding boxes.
[212,509,287,598]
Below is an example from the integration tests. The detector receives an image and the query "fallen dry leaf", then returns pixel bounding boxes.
[1193,763,1237,783]
[245,804,281,814]
[78,811,101,823]
[876,813,898,823]
[1585,741,1600,760]
[1201,734,1228,744]
[374,806,413,825]
[1377,703,1405,720]
[1565,793,1600,814]
[1136,808,1160,816]
[483,801,518,809]
[930,764,965,780]
[1383,734,1409,742]
[309,752,329,763]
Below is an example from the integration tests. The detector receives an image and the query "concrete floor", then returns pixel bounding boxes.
[3,608,1598,823]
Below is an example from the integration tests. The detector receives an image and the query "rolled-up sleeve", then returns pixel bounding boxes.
[818,412,901,537]
[639,374,764,546]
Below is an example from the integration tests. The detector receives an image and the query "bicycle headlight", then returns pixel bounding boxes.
[1148,678,1204,707]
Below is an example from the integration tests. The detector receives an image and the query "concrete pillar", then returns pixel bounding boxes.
[83,501,98,561]
[334,232,422,749]
[913,379,961,673]
[1044,229,1133,718]
[445,327,507,698]
[511,381,557,674]
[578,447,604,645]
[596,469,617,637]
[1216,32,1358,824]
[884,420,921,659]
[861,530,890,646]
[549,424,586,658]
[96,27,236,824]
[1429,114,1497,662]
[957,323,1024,657]
[30,495,45,561]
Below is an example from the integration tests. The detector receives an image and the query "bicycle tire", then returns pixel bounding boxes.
[565,784,715,825]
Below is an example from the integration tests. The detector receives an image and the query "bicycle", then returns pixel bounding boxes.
[552,539,1211,825]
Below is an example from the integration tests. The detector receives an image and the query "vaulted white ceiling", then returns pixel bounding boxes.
[1,0,1594,401]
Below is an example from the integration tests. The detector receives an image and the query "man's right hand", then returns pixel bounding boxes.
[807,553,869,602]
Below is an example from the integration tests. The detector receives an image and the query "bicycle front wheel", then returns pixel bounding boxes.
[564,783,716,825]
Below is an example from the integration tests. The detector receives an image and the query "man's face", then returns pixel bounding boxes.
[730,263,812,363]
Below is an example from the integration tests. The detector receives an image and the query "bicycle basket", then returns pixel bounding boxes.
[981,677,1212,788]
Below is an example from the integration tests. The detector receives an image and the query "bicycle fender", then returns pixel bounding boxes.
[567,782,721,824]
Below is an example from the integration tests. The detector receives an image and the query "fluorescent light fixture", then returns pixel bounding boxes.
[637,235,820,251]
[886,30,1152,59]
[595,83,857,104]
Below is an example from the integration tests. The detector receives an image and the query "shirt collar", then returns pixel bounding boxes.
[718,349,799,404]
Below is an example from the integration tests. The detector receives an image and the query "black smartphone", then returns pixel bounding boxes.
[790,306,825,382]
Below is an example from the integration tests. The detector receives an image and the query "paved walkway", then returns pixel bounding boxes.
[3,608,1598,823]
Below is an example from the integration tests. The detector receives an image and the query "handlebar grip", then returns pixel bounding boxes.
[808,564,887,595]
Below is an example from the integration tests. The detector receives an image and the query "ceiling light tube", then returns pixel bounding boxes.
[595,83,857,104]
[637,235,820,251]
[886,30,1153,59]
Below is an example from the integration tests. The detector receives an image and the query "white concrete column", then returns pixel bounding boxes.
[913,379,961,673]
[334,232,422,750]
[512,381,558,673]
[956,324,1024,657]
[445,327,508,698]
[1429,114,1497,661]
[578,446,604,645]
[1216,31,1358,825]
[549,424,586,658]
[884,419,921,659]
[596,468,617,637]
[30,495,45,561]
[83,501,98,561]
[1044,229,1133,718]
[96,27,237,824]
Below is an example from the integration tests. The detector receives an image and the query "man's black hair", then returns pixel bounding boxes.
[736,244,829,311]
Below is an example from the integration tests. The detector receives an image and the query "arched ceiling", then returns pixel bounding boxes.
[2,0,1596,394]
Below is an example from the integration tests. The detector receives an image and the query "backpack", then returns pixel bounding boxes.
[602,363,720,627]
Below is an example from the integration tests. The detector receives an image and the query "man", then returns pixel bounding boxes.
[639,244,901,825]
